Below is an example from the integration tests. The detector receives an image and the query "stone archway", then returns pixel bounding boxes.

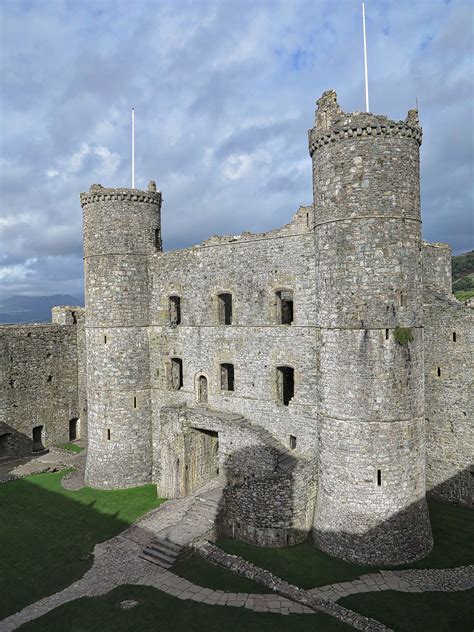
[198,375,208,404]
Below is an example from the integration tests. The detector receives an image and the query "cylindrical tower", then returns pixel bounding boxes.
[81,182,161,489]
[309,91,433,564]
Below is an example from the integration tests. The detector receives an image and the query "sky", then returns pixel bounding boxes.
[0,0,473,301]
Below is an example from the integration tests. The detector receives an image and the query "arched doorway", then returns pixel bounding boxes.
[198,375,208,404]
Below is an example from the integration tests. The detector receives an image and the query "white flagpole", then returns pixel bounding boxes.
[131,108,135,189]
[362,3,370,112]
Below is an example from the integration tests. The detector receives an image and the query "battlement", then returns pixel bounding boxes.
[80,182,161,208]
[309,90,422,156]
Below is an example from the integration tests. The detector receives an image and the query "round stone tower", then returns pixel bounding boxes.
[309,90,433,564]
[80,182,161,489]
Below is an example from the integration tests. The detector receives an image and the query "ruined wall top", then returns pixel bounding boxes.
[309,89,422,156]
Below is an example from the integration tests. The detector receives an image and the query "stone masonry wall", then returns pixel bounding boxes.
[149,206,320,485]
[0,322,80,458]
[424,289,473,505]
[309,90,432,565]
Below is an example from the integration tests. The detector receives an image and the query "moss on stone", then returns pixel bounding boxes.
[394,326,413,346]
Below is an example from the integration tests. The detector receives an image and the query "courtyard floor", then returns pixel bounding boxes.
[0,456,472,632]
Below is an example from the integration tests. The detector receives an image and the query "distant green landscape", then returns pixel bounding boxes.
[452,250,474,301]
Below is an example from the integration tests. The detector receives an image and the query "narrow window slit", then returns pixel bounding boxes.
[453,332,456,342]
[133,396,137,409]
[385,329,389,340]
[104,335,107,344]
[289,435,297,450]
[437,367,441,377]
[377,469,382,486]
[107,429,111,441]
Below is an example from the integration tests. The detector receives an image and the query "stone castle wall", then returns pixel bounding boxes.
[424,290,473,505]
[0,317,83,457]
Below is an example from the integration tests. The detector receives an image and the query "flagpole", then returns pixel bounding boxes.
[362,3,370,112]
[132,108,135,189]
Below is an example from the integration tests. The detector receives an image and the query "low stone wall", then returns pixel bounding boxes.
[193,540,390,631]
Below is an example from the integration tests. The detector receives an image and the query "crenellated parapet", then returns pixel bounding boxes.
[80,184,161,208]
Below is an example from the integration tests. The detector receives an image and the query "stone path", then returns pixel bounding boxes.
[1,475,473,632]
[0,446,84,484]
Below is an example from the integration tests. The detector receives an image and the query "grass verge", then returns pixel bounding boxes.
[18,585,353,632]
[340,589,474,632]
[0,470,164,620]
[172,553,268,593]
[56,443,84,453]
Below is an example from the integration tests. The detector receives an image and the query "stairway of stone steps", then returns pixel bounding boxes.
[140,480,223,568]
[140,536,182,569]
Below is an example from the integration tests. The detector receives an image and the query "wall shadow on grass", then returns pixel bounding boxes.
[0,470,162,621]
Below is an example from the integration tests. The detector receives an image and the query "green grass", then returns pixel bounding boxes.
[217,500,473,589]
[18,585,353,632]
[454,289,474,301]
[57,443,84,453]
[173,553,269,593]
[340,589,474,632]
[0,470,165,620]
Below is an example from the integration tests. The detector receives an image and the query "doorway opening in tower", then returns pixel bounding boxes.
[184,428,219,495]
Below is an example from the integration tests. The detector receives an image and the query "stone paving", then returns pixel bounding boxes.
[1,475,473,632]
[0,446,85,484]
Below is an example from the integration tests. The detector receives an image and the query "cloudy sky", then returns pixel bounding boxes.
[0,0,473,301]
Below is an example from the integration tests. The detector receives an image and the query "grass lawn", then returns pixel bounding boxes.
[56,443,84,453]
[173,553,269,593]
[340,589,474,632]
[18,585,353,632]
[217,500,473,589]
[0,470,165,620]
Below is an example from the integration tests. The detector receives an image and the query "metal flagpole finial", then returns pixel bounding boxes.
[132,108,135,189]
[362,2,370,113]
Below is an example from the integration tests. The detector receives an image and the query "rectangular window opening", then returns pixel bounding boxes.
[276,290,294,325]
[104,335,107,344]
[217,293,232,325]
[133,396,137,409]
[277,366,294,406]
[170,358,183,390]
[385,328,389,340]
[220,363,235,391]
[169,296,181,326]
[453,332,456,342]
[289,435,297,450]
[107,428,111,441]
[437,367,441,377]
[154,228,160,249]
[377,469,382,486]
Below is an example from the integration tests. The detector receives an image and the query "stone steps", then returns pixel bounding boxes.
[140,536,182,569]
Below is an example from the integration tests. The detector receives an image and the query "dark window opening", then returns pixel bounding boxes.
[453,332,457,342]
[69,418,79,441]
[46,375,53,383]
[276,290,294,325]
[170,358,183,390]
[399,292,407,308]
[169,296,181,326]
[71,311,77,324]
[377,469,382,486]
[385,329,389,340]
[198,375,208,404]
[154,228,161,249]
[133,396,137,409]
[217,293,232,325]
[437,367,441,377]
[104,335,107,344]
[32,425,44,452]
[277,366,294,406]
[0,432,13,456]
[107,428,111,441]
[289,435,297,450]
[220,363,235,391]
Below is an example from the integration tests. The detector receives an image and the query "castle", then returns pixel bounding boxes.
[1,91,472,566]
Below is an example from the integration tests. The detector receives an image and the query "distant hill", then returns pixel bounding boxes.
[0,294,83,324]
[452,250,474,301]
